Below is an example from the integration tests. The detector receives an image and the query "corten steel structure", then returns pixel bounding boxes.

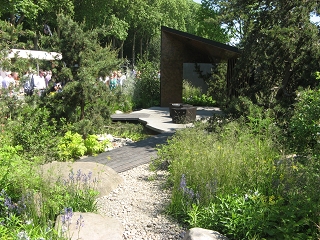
[160,26,240,107]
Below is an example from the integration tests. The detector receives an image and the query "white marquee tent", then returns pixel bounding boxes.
[1,49,62,76]
[7,49,62,61]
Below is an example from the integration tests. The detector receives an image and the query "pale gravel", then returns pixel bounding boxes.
[96,163,187,240]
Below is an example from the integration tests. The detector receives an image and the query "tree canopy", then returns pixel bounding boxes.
[0,0,228,66]
[208,0,320,104]
[2,0,319,107]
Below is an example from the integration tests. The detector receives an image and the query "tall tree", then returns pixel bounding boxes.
[211,0,320,104]
[52,14,121,122]
[0,20,30,72]
[159,0,190,31]
[0,0,74,50]
[193,0,230,43]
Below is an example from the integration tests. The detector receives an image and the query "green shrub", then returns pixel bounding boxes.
[182,80,216,106]
[0,166,99,240]
[154,105,320,239]
[187,190,318,239]
[182,80,202,101]
[105,122,149,141]
[0,143,100,239]
[37,168,99,220]
[289,88,320,154]
[108,87,134,113]
[5,105,60,163]
[58,131,87,161]
[132,60,160,108]
[157,120,280,206]
[84,134,111,156]
[0,145,39,199]
[183,94,216,106]
[0,145,60,239]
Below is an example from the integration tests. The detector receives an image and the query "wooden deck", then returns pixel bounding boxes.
[77,132,174,173]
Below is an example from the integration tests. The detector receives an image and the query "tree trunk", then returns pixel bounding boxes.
[10,13,15,25]
[112,37,116,49]
[17,14,25,25]
[275,61,292,100]
[132,31,136,67]
[33,35,38,50]
[120,40,124,59]
[80,98,85,120]
[145,38,150,57]
[140,38,143,57]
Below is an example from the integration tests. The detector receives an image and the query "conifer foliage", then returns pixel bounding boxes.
[41,14,122,136]
[211,0,320,104]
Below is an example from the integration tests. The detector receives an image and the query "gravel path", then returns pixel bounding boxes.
[96,163,187,240]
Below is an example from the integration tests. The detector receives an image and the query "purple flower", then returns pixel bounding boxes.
[179,174,199,202]
[82,173,88,183]
[61,207,73,225]
[180,174,187,191]
[76,214,84,229]
[76,169,82,182]
[69,170,74,183]
[88,171,92,181]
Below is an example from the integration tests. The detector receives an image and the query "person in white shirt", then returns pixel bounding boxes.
[117,71,126,87]
[2,71,15,89]
[33,70,46,96]
[45,70,52,88]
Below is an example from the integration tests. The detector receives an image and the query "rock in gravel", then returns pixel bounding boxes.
[40,161,123,197]
[55,212,123,240]
[182,228,228,240]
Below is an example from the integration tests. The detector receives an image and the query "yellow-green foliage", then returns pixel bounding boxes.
[58,131,87,161]
[84,134,111,156]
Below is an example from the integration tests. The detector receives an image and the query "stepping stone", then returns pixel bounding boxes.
[40,161,123,197]
[183,228,228,240]
[55,212,123,240]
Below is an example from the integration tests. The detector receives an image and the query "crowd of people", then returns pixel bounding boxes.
[0,67,141,98]
[99,70,127,90]
[0,69,62,97]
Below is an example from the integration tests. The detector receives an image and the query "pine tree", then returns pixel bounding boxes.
[43,14,122,135]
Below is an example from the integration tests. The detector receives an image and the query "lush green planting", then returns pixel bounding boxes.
[105,121,151,142]
[289,87,320,154]
[132,60,160,109]
[154,98,320,239]
[182,80,216,106]
[0,142,98,239]
[58,131,112,161]
[0,79,151,239]
[183,94,216,106]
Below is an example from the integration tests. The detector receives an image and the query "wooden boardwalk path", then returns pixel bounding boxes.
[77,107,221,173]
[77,132,174,173]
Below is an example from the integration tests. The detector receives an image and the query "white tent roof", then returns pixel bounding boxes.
[7,49,62,60]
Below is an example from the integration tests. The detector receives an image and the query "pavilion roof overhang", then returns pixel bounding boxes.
[161,26,240,63]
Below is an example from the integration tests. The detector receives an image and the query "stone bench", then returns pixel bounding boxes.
[171,106,197,124]
[169,103,193,117]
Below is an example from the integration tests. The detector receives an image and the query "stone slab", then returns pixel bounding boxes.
[183,228,228,240]
[55,212,123,240]
[40,161,123,197]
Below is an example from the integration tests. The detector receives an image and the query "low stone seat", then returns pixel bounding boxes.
[171,106,197,124]
[169,103,193,117]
